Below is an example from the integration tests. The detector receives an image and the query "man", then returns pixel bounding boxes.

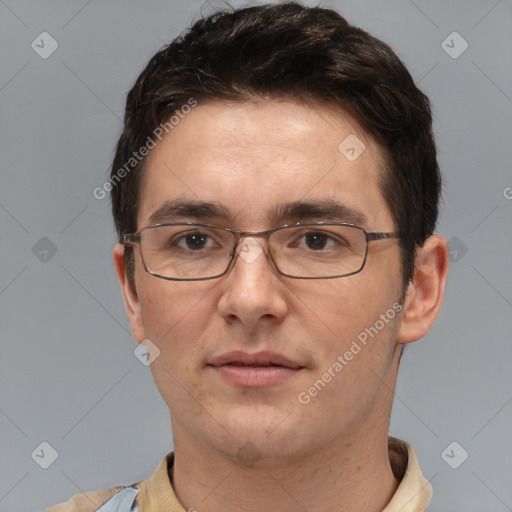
[48,2,449,511]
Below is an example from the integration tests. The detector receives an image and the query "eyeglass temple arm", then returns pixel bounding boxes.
[123,234,142,245]
[366,232,399,241]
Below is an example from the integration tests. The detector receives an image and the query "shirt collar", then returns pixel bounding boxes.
[382,437,433,512]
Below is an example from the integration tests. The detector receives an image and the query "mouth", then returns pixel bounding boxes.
[208,350,304,387]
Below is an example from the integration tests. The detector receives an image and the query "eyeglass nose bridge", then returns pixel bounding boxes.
[228,232,280,272]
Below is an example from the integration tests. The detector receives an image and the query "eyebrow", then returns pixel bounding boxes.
[148,199,232,225]
[147,198,367,227]
[274,200,367,226]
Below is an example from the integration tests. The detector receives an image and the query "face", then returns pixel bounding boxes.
[118,99,409,466]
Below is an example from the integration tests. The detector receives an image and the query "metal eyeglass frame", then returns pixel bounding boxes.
[123,221,399,281]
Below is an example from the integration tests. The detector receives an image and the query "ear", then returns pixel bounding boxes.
[113,243,146,343]
[397,235,449,344]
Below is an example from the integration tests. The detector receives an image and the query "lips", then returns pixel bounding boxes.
[208,351,304,387]
[209,350,303,369]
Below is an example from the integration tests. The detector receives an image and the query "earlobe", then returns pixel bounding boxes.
[113,243,146,343]
[397,235,449,344]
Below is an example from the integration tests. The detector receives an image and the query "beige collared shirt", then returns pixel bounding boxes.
[46,437,432,512]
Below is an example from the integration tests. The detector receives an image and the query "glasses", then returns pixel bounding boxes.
[123,222,398,281]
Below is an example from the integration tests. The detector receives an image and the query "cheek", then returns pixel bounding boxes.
[138,275,189,323]
[293,262,402,371]
[138,281,216,413]
[137,278,215,360]
[296,274,393,337]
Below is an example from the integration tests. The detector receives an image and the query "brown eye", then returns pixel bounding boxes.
[304,232,329,250]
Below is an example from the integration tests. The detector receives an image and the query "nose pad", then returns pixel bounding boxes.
[235,237,265,265]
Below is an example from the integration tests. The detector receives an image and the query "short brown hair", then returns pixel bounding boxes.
[110,2,441,285]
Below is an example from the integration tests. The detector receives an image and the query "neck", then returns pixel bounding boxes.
[170,422,398,512]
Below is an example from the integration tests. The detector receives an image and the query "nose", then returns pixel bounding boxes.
[217,236,289,329]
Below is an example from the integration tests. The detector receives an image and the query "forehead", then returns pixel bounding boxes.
[138,100,393,230]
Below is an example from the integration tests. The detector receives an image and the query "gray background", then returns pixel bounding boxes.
[1,0,511,510]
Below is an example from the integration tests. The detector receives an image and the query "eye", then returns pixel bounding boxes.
[289,230,349,251]
[174,232,218,251]
[302,232,332,250]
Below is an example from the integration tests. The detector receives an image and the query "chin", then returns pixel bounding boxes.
[209,408,318,466]
[222,433,323,470]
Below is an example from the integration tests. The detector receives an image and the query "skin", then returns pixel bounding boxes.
[113,99,449,512]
